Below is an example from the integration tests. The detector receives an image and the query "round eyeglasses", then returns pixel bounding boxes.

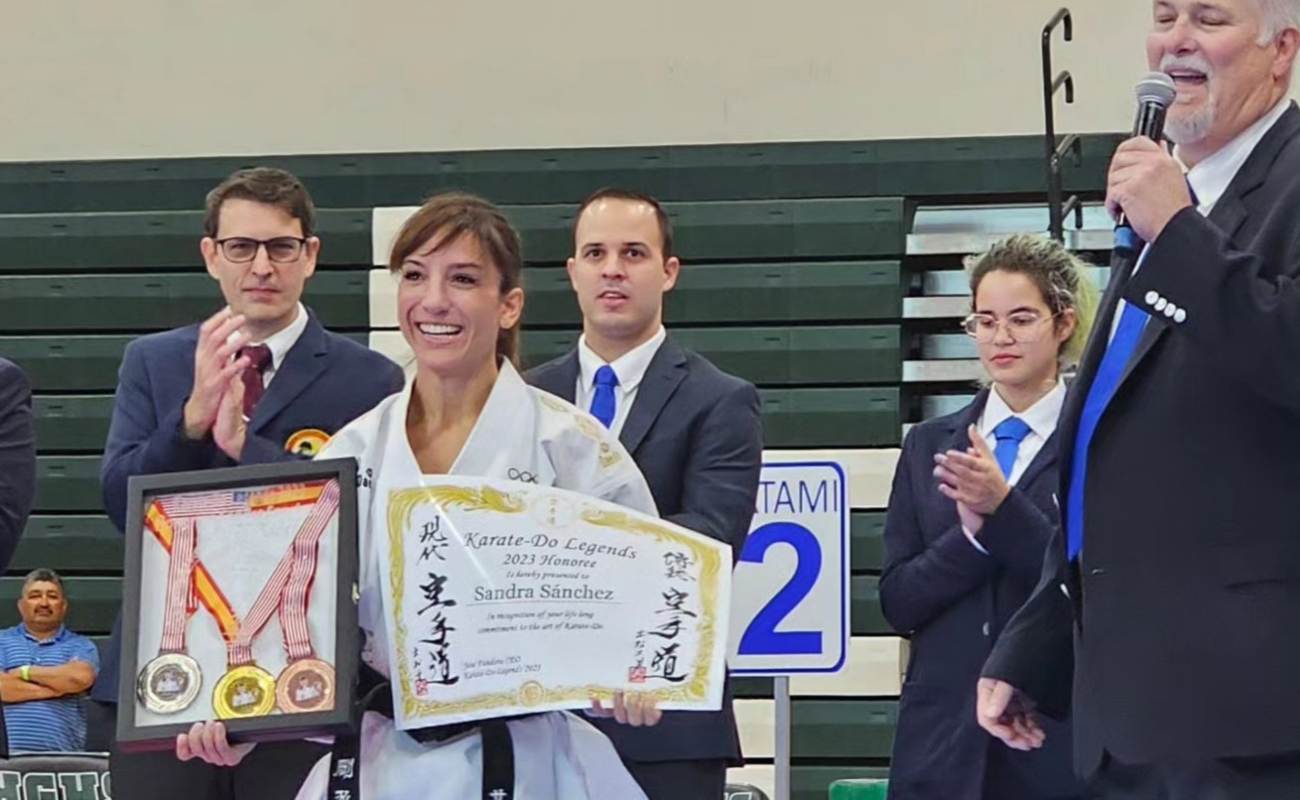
[215,237,308,264]
[962,311,1057,343]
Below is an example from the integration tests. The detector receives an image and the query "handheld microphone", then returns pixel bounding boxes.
[1114,71,1177,254]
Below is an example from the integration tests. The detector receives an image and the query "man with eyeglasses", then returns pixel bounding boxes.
[91,167,403,799]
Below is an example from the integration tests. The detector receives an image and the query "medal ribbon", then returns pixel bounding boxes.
[146,482,331,649]
[226,480,340,667]
[157,516,198,653]
[279,486,332,662]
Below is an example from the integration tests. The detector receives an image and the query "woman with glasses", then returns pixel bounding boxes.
[880,234,1096,800]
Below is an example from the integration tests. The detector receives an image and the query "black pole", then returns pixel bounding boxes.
[1042,8,1074,243]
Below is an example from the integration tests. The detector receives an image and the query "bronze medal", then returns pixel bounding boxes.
[275,658,336,713]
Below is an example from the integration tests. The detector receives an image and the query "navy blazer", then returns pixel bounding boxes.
[985,104,1300,774]
[93,311,404,703]
[527,337,763,765]
[0,358,35,574]
[880,390,1079,800]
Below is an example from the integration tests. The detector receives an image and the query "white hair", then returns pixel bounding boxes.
[1256,0,1300,43]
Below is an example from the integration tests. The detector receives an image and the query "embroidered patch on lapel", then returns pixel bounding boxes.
[285,428,331,457]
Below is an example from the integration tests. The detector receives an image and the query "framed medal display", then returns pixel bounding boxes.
[116,459,360,751]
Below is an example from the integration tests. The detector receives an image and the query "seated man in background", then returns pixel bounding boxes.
[0,569,99,753]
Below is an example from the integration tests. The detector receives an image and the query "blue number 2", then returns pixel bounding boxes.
[737,521,822,655]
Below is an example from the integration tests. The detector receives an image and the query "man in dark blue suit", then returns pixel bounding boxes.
[527,188,763,800]
[91,168,403,800]
[0,358,35,577]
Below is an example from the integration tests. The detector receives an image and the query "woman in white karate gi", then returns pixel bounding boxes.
[178,192,661,799]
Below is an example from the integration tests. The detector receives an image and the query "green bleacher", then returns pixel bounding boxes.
[0,135,1120,213]
[0,134,1115,800]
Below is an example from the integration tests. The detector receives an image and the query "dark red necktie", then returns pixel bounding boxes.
[237,344,273,418]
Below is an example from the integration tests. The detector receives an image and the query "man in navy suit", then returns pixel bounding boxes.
[527,188,763,800]
[0,358,34,577]
[92,168,403,799]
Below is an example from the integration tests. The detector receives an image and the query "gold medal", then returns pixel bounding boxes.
[275,658,336,714]
[212,665,277,719]
[137,653,203,714]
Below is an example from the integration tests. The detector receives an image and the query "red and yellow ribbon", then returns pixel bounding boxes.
[143,481,330,642]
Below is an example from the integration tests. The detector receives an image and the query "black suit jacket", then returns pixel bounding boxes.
[0,358,34,576]
[527,336,763,764]
[0,358,35,756]
[881,390,1078,800]
[93,311,404,703]
[984,103,1300,774]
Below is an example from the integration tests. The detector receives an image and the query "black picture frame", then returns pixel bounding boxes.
[115,458,360,752]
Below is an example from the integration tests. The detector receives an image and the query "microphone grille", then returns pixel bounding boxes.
[1136,71,1177,107]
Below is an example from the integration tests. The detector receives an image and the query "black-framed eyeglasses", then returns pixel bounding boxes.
[962,311,1057,343]
[215,237,309,264]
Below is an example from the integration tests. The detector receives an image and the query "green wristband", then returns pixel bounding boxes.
[19,665,31,682]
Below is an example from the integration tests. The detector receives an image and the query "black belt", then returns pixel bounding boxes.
[327,664,516,800]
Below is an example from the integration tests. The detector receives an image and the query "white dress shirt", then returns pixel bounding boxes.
[575,326,667,437]
[965,380,1066,554]
[1111,98,1291,340]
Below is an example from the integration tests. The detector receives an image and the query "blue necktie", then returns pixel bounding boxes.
[1067,285,1151,560]
[589,365,619,429]
[1068,179,1195,559]
[992,416,1033,478]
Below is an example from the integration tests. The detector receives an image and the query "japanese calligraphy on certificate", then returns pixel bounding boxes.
[379,477,731,729]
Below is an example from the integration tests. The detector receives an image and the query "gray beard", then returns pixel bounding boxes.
[1165,99,1216,145]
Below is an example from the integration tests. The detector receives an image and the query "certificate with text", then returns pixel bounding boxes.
[379,477,731,729]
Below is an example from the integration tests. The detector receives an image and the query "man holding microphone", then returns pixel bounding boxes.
[977,0,1300,796]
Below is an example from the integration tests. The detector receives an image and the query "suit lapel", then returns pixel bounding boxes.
[532,351,580,404]
[1015,430,1058,491]
[620,339,689,455]
[1117,308,1169,389]
[248,313,330,434]
[1212,102,1300,230]
[1056,251,1133,476]
[941,389,988,454]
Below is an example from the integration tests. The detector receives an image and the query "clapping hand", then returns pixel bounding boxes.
[182,308,250,442]
[212,370,248,460]
[934,425,1011,534]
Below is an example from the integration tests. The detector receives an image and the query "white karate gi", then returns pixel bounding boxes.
[295,361,656,800]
